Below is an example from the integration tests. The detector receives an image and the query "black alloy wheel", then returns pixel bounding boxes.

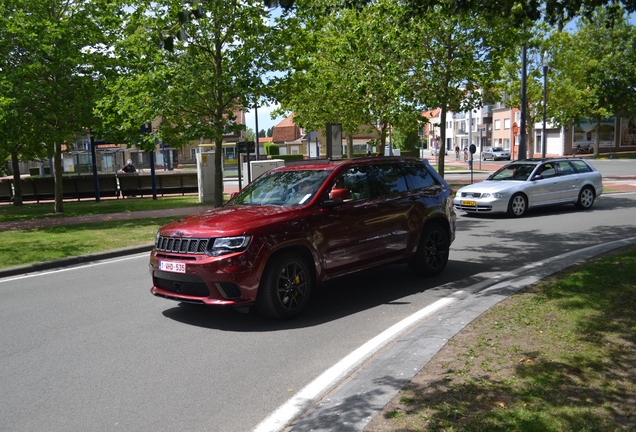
[256,252,313,320]
[408,223,450,276]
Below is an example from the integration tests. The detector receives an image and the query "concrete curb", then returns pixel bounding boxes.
[280,237,636,432]
[0,244,154,279]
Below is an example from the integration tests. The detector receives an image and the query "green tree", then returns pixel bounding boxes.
[495,24,551,159]
[392,129,420,151]
[324,0,636,28]
[1,0,125,211]
[277,0,425,158]
[99,1,281,207]
[280,1,521,174]
[406,6,523,175]
[548,7,636,155]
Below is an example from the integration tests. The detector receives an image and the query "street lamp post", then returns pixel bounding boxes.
[542,51,549,159]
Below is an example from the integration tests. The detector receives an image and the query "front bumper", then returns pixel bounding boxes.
[453,197,509,214]
[149,248,262,307]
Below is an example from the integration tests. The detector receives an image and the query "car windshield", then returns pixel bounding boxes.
[488,163,537,181]
[228,169,332,207]
[491,147,504,152]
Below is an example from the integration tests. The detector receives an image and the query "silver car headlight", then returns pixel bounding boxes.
[208,235,252,256]
[481,193,505,198]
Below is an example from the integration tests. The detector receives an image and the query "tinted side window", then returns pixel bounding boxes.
[571,160,593,173]
[341,166,371,201]
[402,163,437,190]
[370,164,408,197]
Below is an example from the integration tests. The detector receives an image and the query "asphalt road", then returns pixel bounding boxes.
[2,176,636,432]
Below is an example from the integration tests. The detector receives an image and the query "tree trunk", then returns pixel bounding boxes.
[11,151,22,206]
[346,134,354,158]
[214,137,224,208]
[54,142,64,213]
[594,116,601,157]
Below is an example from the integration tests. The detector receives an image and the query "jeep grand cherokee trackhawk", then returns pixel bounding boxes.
[150,157,456,319]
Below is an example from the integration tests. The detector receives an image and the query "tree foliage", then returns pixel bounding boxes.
[548,7,636,154]
[0,0,125,210]
[276,1,521,173]
[98,0,281,207]
[315,0,636,28]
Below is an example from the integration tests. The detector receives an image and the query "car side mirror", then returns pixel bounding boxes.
[329,188,352,202]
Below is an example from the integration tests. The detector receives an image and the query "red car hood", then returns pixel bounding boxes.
[158,205,299,237]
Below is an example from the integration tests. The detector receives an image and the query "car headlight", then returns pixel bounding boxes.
[208,235,252,256]
[481,193,505,198]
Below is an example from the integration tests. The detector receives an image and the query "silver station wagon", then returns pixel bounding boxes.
[481,146,511,161]
[453,158,603,217]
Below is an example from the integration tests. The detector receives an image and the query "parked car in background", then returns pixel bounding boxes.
[150,157,456,320]
[453,158,603,217]
[481,146,511,161]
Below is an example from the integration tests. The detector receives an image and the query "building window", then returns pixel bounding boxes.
[495,119,501,130]
[504,118,511,129]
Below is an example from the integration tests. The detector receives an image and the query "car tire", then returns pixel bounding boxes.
[575,186,595,209]
[408,223,450,277]
[256,251,313,320]
[507,193,528,217]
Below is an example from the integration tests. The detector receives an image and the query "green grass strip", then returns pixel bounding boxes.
[0,196,207,222]
[0,217,179,268]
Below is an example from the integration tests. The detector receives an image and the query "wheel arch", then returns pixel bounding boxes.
[410,214,453,256]
[507,191,530,217]
[261,244,318,287]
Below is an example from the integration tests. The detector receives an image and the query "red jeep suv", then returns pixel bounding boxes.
[150,157,456,319]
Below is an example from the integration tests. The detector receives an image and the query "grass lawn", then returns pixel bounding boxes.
[0,195,213,269]
[366,245,636,432]
[0,217,178,268]
[0,195,207,222]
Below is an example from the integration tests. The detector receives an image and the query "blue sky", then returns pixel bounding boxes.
[245,103,285,136]
[244,6,286,135]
